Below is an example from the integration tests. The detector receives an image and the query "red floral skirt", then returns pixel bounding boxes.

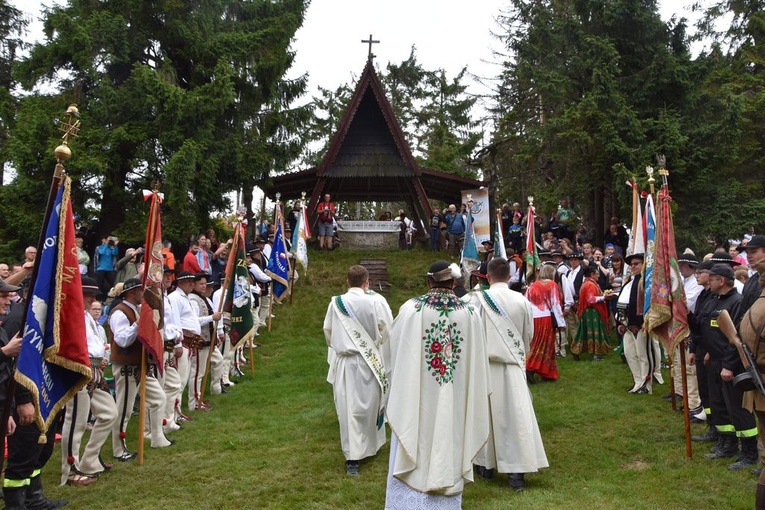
[526,315,558,380]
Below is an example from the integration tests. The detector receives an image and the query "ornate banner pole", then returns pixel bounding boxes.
[0,105,80,470]
[288,192,305,305]
[200,207,244,403]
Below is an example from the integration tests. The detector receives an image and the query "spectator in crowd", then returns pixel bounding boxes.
[76,235,90,275]
[507,215,524,254]
[95,235,119,299]
[500,203,512,239]
[429,206,442,253]
[115,247,143,284]
[316,193,335,251]
[444,204,466,260]
[161,240,176,271]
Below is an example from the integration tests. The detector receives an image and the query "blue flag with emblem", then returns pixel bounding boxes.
[643,193,656,316]
[15,177,92,437]
[460,210,480,272]
[266,211,290,303]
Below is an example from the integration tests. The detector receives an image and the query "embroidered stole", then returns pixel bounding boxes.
[331,296,389,414]
[477,290,526,371]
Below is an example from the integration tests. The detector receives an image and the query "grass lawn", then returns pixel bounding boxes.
[41,248,755,509]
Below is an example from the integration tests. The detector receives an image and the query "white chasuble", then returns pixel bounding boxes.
[323,287,392,461]
[385,288,490,503]
[471,283,549,474]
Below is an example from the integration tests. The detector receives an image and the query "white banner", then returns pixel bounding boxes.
[461,188,490,244]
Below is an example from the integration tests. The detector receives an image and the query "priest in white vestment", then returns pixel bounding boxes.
[385,261,490,510]
[471,258,549,491]
[323,265,393,476]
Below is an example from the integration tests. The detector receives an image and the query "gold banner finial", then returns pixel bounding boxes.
[54,105,80,161]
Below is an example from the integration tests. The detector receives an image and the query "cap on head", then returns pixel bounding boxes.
[741,235,765,251]
[703,263,735,281]
[0,278,21,293]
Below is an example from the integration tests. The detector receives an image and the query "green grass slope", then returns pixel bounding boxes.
[42,248,755,509]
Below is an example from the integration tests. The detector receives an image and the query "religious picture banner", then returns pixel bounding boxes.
[225,224,254,349]
[642,194,656,316]
[137,190,165,373]
[461,188,490,244]
[16,176,92,435]
[461,210,480,273]
[291,203,310,270]
[645,187,689,352]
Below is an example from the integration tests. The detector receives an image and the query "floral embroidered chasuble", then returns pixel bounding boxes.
[385,289,490,496]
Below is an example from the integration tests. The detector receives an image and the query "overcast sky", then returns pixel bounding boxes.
[9,0,699,210]
[13,0,696,106]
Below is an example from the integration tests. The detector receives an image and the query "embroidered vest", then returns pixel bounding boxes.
[189,292,213,343]
[107,302,142,366]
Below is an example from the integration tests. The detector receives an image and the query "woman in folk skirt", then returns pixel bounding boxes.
[525,264,565,380]
[571,265,616,360]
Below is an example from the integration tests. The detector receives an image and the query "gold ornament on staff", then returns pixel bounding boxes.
[55,104,80,161]
[646,165,655,195]
[656,154,669,188]
[53,105,80,182]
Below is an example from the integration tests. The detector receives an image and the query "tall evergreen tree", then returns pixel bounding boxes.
[8,0,308,243]
[490,0,693,242]
[0,0,26,185]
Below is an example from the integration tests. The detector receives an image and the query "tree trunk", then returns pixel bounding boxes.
[242,182,254,241]
[98,163,129,239]
[593,185,605,248]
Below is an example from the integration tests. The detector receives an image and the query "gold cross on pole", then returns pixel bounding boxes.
[59,104,80,145]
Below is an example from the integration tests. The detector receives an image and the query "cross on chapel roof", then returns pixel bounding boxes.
[361,34,380,61]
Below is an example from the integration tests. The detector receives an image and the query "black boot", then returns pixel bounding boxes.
[3,486,27,510]
[26,475,68,509]
[729,437,760,470]
[704,433,738,459]
[692,424,719,443]
[508,473,525,492]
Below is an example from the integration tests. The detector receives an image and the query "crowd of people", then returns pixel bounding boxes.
[320,218,765,507]
[0,196,762,508]
[0,227,286,509]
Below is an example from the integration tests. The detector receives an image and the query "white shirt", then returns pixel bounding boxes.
[212,287,226,335]
[163,292,183,347]
[189,294,214,326]
[683,274,703,313]
[249,263,271,283]
[108,301,139,348]
[562,265,581,310]
[85,310,106,358]
[168,288,201,335]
